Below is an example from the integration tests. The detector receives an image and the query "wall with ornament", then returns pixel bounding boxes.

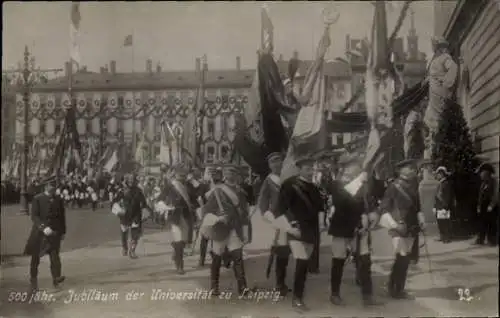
[15,88,250,167]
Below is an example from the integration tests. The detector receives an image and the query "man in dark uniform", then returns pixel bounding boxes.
[474,163,498,246]
[201,165,252,295]
[257,152,290,295]
[24,177,66,290]
[433,166,454,243]
[112,174,147,259]
[274,155,326,310]
[325,157,383,307]
[374,159,425,299]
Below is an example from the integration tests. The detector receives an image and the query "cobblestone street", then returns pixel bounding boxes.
[1,208,498,317]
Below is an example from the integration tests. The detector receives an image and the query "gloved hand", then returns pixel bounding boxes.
[43,227,53,236]
[361,214,369,231]
[417,212,426,231]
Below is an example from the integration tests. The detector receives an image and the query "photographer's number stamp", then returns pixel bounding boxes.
[457,288,473,302]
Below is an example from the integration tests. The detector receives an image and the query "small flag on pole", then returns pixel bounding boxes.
[123,34,133,47]
[104,150,118,173]
[261,5,274,54]
[70,2,81,66]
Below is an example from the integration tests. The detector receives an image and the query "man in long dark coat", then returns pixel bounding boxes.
[24,177,66,290]
[433,166,454,243]
[274,155,326,311]
[475,163,498,246]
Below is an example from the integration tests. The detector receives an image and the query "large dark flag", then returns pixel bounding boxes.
[234,6,289,178]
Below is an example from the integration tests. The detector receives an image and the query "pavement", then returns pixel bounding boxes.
[0,205,498,318]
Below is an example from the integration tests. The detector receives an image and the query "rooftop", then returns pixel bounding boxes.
[30,68,256,93]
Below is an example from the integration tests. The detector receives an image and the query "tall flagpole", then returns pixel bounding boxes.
[131,31,136,159]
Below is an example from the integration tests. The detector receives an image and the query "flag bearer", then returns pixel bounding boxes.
[374,159,425,299]
[274,155,326,310]
[201,165,252,295]
[325,158,383,306]
[161,164,196,274]
[198,166,223,267]
[257,152,290,295]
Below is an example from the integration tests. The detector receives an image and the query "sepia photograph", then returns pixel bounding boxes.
[1,1,499,317]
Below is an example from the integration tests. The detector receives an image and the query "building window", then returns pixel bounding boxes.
[221,115,228,136]
[337,135,343,146]
[220,145,230,162]
[55,121,61,134]
[154,146,160,159]
[86,120,92,134]
[336,83,345,99]
[40,120,46,135]
[206,145,215,163]
[154,118,162,135]
[207,119,215,137]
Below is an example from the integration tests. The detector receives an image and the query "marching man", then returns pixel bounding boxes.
[273,155,326,310]
[111,174,148,259]
[257,152,291,295]
[372,159,425,299]
[324,158,381,307]
[160,164,196,275]
[200,165,252,296]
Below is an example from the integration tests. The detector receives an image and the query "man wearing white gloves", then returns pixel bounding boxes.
[24,177,66,291]
[371,159,425,299]
[257,152,290,295]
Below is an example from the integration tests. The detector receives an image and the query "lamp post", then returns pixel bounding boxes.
[2,46,63,214]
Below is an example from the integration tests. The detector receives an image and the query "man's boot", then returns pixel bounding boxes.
[388,254,401,297]
[358,254,382,306]
[231,249,248,295]
[177,242,186,275]
[275,246,291,296]
[210,253,222,296]
[394,255,413,299]
[129,240,138,259]
[120,230,129,256]
[329,258,346,306]
[292,259,309,311]
[171,242,185,274]
[198,236,208,267]
[30,277,38,291]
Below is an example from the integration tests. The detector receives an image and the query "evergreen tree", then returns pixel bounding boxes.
[432,100,481,231]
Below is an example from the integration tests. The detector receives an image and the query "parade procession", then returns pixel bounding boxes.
[1,1,499,318]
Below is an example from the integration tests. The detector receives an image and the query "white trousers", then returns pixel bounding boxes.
[289,240,314,260]
[330,234,371,258]
[167,216,189,243]
[212,229,243,255]
[272,229,288,246]
[391,236,415,256]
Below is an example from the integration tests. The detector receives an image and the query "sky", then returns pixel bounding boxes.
[3,1,436,75]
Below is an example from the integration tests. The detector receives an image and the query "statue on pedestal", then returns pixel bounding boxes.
[423,36,458,159]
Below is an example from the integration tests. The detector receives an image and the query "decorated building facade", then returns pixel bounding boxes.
[14,57,253,167]
[437,0,500,175]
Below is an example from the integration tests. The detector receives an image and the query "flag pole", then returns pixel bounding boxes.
[131,31,137,163]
